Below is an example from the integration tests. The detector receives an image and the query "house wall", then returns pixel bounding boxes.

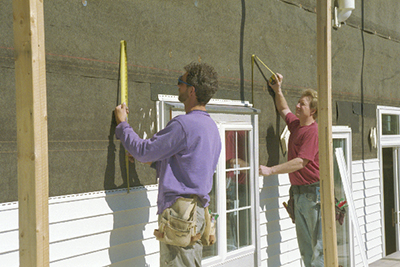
[352,159,382,265]
[259,158,383,267]
[0,0,398,265]
[0,186,160,267]
[2,0,400,203]
[259,173,303,266]
[0,157,383,266]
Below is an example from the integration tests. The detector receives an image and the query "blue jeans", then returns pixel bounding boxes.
[293,191,324,267]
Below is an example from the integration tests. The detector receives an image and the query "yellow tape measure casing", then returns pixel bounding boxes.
[119,40,130,193]
[120,40,128,111]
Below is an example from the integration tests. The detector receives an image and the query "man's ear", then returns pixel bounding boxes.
[310,108,316,116]
[189,86,196,96]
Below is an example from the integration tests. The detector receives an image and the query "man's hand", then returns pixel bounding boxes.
[259,165,273,176]
[114,103,129,125]
[127,153,153,165]
[268,73,283,94]
[228,158,248,168]
[127,153,135,163]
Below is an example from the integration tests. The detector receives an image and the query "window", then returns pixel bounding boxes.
[378,106,400,147]
[332,126,353,267]
[382,114,399,135]
[156,95,260,266]
[225,130,252,251]
[378,106,400,256]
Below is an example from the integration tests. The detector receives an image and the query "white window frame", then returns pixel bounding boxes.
[378,105,400,147]
[217,124,255,260]
[377,105,400,255]
[156,95,260,266]
[332,125,353,267]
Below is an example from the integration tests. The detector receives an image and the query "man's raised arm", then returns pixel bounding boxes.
[269,73,291,120]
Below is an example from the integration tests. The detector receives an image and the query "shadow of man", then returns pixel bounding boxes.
[104,112,150,266]
[260,111,287,266]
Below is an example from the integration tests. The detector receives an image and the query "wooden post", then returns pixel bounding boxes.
[13,0,49,266]
[317,1,338,266]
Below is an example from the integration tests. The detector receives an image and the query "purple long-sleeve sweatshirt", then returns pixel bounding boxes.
[115,110,221,214]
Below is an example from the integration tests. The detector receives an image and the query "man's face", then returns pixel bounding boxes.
[295,96,315,120]
[178,73,190,103]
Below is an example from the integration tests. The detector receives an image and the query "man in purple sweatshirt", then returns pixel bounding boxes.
[114,62,221,266]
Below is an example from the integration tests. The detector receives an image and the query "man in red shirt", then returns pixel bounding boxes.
[259,73,323,267]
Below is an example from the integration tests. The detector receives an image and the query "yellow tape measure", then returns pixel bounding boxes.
[252,54,276,84]
[251,54,277,105]
[120,40,128,109]
[253,55,275,76]
[119,40,130,193]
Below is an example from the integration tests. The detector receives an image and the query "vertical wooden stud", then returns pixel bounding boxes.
[317,1,338,266]
[12,0,49,266]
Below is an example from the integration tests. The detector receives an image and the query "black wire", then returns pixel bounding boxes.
[239,0,246,102]
[361,0,365,158]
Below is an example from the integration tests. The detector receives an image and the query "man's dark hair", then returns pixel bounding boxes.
[184,62,219,105]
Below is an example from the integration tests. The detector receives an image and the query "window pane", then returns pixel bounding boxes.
[239,170,250,208]
[225,129,252,253]
[226,172,238,210]
[225,131,236,170]
[227,211,238,252]
[333,139,350,267]
[226,209,252,252]
[237,131,249,168]
[239,209,251,248]
[225,131,249,170]
[225,130,250,209]
[382,114,399,135]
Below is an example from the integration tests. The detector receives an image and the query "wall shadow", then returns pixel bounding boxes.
[260,111,284,266]
[259,174,284,267]
[104,112,150,266]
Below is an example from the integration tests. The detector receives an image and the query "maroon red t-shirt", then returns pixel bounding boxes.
[285,113,319,185]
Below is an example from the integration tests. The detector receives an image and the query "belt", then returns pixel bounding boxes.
[180,194,205,208]
[290,182,320,195]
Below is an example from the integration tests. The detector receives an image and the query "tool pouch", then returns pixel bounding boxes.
[283,188,295,224]
[154,197,199,247]
[201,207,216,246]
[335,198,346,226]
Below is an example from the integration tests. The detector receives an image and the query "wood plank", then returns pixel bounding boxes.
[12,0,49,266]
[317,1,338,266]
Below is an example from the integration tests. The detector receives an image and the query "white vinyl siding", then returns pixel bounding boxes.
[0,186,160,267]
[0,157,386,267]
[352,159,383,265]
[258,173,302,266]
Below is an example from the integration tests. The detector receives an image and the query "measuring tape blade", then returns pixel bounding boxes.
[254,55,275,76]
[254,55,277,85]
[119,40,130,193]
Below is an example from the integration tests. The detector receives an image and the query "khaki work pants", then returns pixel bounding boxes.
[159,206,206,267]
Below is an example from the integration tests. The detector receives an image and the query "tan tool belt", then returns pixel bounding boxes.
[154,197,199,247]
[201,206,216,246]
[154,197,216,247]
